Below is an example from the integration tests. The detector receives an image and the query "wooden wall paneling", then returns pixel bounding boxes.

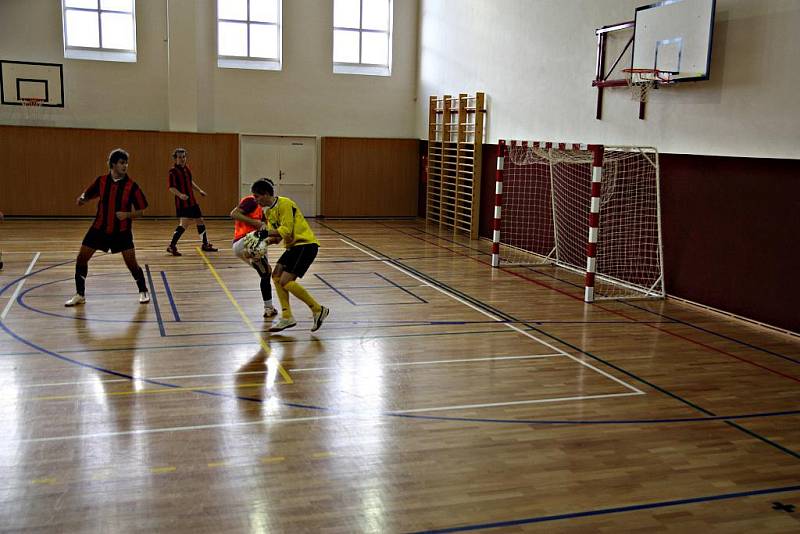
[658,153,800,334]
[321,137,419,217]
[0,126,239,216]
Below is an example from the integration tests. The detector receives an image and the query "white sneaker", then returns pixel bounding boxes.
[139,292,150,304]
[64,294,86,307]
[263,306,278,318]
[311,306,330,332]
[269,317,297,332]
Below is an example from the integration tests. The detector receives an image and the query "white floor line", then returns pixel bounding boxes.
[20,414,344,443]
[17,390,646,443]
[1,252,41,321]
[341,239,645,395]
[292,353,564,372]
[392,391,644,414]
[19,354,565,389]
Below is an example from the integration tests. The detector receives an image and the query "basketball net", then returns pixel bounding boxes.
[19,97,45,124]
[623,68,673,103]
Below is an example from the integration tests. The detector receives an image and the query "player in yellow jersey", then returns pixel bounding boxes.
[248,178,329,333]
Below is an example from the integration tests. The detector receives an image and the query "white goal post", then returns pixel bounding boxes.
[491,140,665,302]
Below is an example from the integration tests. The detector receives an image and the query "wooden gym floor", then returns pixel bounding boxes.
[0,218,798,533]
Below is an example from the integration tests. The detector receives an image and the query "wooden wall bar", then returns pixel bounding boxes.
[321,137,419,217]
[0,126,239,217]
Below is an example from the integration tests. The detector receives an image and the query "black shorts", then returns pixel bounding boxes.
[176,204,202,218]
[277,244,319,278]
[82,227,135,254]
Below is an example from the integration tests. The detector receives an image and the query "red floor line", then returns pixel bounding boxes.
[396,228,800,384]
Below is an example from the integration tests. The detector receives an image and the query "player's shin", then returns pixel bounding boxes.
[75,264,88,296]
[273,277,292,318]
[284,280,319,313]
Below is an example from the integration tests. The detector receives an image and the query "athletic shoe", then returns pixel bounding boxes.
[0,261,3,270]
[139,292,150,304]
[311,306,329,332]
[201,243,218,252]
[166,245,182,256]
[263,306,278,318]
[269,317,297,332]
[64,294,86,307]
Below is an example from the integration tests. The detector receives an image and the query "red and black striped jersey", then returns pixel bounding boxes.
[83,174,148,235]
[168,165,198,210]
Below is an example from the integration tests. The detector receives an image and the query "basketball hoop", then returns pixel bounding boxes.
[622,68,674,103]
[19,97,45,124]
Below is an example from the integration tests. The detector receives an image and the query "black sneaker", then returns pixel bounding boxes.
[311,306,329,332]
[166,245,182,256]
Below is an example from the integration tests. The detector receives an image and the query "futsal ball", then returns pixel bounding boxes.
[242,230,269,259]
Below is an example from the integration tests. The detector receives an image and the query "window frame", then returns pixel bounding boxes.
[217,0,282,71]
[333,0,393,76]
[61,0,137,63]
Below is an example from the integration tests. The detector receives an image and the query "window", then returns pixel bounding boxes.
[61,0,136,62]
[217,0,282,71]
[333,0,392,76]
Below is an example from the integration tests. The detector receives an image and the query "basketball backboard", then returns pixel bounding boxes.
[632,0,716,81]
[1,60,64,107]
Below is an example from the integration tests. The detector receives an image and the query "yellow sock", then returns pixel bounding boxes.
[273,278,292,318]
[284,280,320,313]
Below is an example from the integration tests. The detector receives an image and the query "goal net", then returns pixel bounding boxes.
[492,141,664,301]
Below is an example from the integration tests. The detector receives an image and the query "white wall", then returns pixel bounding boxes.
[0,0,419,138]
[0,0,169,130]
[416,0,800,158]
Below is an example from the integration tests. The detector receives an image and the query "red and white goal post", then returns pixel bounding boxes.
[491,140,665,302]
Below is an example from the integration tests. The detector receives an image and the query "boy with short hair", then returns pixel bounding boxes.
[166,148,217,256]
[65,149,149,307]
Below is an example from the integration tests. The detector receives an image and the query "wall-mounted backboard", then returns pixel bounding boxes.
[632,0,716,81]
[1,60,64,107]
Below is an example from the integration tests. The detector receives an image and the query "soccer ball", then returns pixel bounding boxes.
[242,230,269,259]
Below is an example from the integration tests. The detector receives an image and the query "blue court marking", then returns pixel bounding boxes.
[319,222,800,460]
[12,279,590,328]
[408,484,800,533]
[15,277,246,325]
[2,250,799,459]
[314,273,356,305]
[0,264,331,409]
[144,265,166,337]
[374,272,428,303]
[4,269,800,429]
[160,271,181,322]
[394,223,800,367]
[386,409,800,427]
[726,420,800,460]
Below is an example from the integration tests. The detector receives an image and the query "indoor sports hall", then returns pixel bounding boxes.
[0,1,798,532]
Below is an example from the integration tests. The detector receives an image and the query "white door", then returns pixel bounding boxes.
[277,140,316,217]
[240,135,317,217]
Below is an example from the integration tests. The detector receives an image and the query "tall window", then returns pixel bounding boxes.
[61,0,136,62]
[217,0,282,71]
[333,0,392,76]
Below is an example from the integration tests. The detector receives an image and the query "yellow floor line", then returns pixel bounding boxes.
[151,466,177,474]
[198,247,293,385]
